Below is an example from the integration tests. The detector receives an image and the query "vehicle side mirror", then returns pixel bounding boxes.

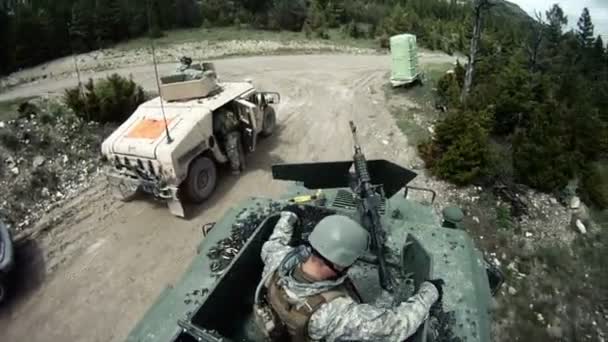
[263,92,281,104]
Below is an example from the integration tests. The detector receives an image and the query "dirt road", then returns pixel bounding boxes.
[0,54,455,342]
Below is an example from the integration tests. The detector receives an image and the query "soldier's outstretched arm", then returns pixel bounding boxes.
[260,211,297,276]
[308,282,439,342]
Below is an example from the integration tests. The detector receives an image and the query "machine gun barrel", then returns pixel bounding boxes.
[349,121,395,292]
[350,121,371,184]
[177,319,225,342]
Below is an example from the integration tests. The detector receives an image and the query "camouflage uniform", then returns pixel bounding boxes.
[214,110,242,173]
[260,212,439,342]
[177,63,203,81]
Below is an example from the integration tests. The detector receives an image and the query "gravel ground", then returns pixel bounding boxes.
[0,39,380,91]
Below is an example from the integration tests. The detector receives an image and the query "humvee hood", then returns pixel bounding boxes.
[102,82,255,160]
[104,98,209,160]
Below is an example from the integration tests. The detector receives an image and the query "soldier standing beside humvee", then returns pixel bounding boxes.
[178,57,245,174]
[214,108,245,175]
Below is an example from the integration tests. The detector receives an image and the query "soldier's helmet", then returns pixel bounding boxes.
[179,56,193,71]
[308,215,369,268]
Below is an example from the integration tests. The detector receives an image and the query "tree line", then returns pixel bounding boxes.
[1,0,528,75]
[0,0,202,75]
[423,4,608,208]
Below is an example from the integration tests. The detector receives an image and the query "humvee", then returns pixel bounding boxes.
[101,63,280,217]
[0,221,14,304]
[125,122,503,342]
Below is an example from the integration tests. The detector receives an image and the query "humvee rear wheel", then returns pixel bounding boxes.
[261,106,276,137]
[183,156,217,203]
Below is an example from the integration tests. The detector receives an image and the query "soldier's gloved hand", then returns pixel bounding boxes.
[426,279,445,302]
[282,204,306,221]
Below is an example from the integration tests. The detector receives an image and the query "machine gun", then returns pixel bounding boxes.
[349,121,395,292]
[272,122,418,292]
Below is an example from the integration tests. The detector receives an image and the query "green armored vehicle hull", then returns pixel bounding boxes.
[127,194,497,342]
[127,123,500,342]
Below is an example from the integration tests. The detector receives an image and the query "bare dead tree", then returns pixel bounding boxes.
[526,11,545,72]
[460,0,493,103]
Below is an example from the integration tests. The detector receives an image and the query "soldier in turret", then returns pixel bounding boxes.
[255,207,444,342]
[178,56,204,81]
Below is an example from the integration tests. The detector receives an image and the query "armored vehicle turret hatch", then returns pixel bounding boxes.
[126,122,502,342]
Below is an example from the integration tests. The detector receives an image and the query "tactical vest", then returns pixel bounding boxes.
[265,270,358,342]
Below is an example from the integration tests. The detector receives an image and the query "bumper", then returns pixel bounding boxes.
[0,223,15,273]
[106,171,178,200]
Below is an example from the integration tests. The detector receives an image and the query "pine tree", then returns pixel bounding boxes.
[69,0,96,52]
[324,1,341,27]
[14,4,47,67]
[147,0,164,38]
[493,52,536,134]
[176,0,201,28]
[149,0,177,29]
[0,7,15,73]
[593,35,605,64]
[95,0,124,46]
[513,103,575,192]
[126,0,148,37]
[270,0,307,31]
[576,7,594,49]
[307,1,326,31]
[428,109,493,184]
[545,4,567,47]
[36,9,56,63]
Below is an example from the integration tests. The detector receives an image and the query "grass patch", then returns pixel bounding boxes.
[390,106,432,146]
[591,208,608,228]
[452,189,607,340]
[421,62,457,83]
[0,96,36,121]
[384,62,454,146]
[116,27,377,51]
[497,215,608,341]
[495,205,514,231]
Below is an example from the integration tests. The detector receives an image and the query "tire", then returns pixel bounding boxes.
[237,135,246,171]
[182,156,217,203]
[260,106,277,137]
[113,181,138,202]
[0,276,6,304]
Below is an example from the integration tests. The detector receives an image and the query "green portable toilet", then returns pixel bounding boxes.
[390,34,419,87]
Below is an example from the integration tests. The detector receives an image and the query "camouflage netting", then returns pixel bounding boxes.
[0,98,114,231]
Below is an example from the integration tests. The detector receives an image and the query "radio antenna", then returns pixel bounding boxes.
[147,0,173,144]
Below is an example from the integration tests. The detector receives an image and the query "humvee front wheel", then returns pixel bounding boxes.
[261,106,276,137]
[183,156,217,203]
[0,275,6,304]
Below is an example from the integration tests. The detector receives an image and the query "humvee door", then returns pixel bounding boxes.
[235,99,260,152]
